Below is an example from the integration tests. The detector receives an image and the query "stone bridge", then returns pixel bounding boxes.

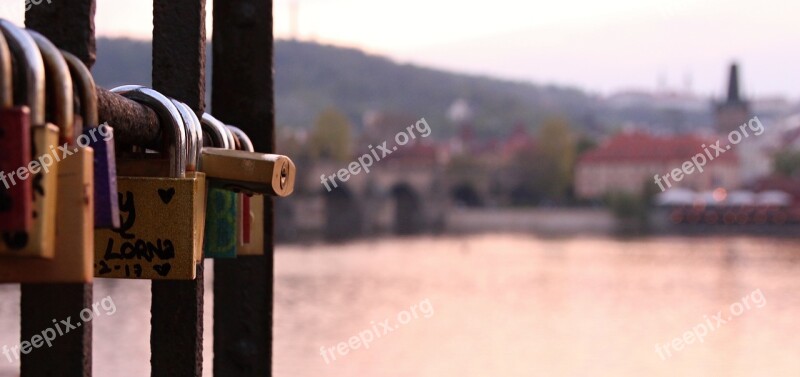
[276,160,450,241]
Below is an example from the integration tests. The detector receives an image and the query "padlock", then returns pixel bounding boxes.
[63,51,120,229]
[200,114,238,259]
[199,112,295,197]
[223,120,236,150]
[172,99,206,262]
[199,115,296,197]
[200,147,296,197]
[95,87,205,280]
[0,29,33,234]
[0,29,95,283]
[227,126,264,256]
[0,20,59,259]
[200,113,230,149]
[172,99,200,172]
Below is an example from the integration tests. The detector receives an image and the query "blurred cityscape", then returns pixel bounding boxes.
[0,3,794,375]
[91,38,800,241]
[268,46,800,240]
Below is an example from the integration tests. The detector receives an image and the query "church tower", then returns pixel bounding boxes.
[715,63,751,134]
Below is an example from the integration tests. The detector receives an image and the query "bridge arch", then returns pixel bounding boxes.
[451,182,484,207]
[390,183,425,235]
[323,186,363,241]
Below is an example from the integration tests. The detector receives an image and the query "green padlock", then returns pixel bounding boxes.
[200,114,238,259]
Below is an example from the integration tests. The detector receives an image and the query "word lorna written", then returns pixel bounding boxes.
[98,191,176,278]
[654,116,764,192]
[321,117,432,192]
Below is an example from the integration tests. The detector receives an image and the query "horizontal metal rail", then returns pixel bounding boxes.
[96,87,163,147]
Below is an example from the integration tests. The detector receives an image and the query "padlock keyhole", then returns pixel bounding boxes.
[280,163,288,190]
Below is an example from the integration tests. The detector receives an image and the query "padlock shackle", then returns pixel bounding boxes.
[200,113,230,150]
[172,99,202,172]
[112,86,187,178]
[227,126,254,153]
[0,30,12,109]
[62,51,98,128]
[223,126,235,151]
[29,31,74,143]
[0,20,45,126]
[228,129,242,151]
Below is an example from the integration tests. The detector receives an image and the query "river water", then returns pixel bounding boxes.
[0,234,798,376]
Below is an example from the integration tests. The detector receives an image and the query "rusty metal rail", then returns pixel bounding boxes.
[211,1,275,375]
[96,87,162,147]
[150,0,207,376]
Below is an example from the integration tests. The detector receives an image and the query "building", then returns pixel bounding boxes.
[715,63,751,135]
[575,132,740,199]
[712,63,776,184]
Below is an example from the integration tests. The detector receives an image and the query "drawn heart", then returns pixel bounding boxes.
[158,188,176,204]
[153,263,171,277]
[2,232,29,250]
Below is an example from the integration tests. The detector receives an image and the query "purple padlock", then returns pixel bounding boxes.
[64,52,120,229]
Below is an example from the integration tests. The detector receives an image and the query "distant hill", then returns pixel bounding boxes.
[273,40,603,137]
[93,38,710,139]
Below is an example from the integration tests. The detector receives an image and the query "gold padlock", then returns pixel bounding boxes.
[95,87,205,280]
[0,21,59,259]
[0,30,95,283]
[227,126,264,256]
[199,114,296,197]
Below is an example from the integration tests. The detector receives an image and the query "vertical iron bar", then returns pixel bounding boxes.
[25,0,97,66]
[150,1,206,376]
[211,1,275,376]
[21,2,97,377]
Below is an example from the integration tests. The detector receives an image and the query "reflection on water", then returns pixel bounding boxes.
[0,235,798,376]
[273,235,800,377]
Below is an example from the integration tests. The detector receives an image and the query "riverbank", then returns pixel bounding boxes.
[445,207,615,237]
[277,207,800,245]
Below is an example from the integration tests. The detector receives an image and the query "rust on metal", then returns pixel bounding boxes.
[96,87,162,147]
[22,1,95,376]
[25,0,96,67]
[150,0,207,376]
[212,1,275,376]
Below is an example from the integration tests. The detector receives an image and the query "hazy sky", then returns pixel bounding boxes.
[4,0,799,99]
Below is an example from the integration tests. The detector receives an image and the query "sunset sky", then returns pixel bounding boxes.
[4,0,799,98]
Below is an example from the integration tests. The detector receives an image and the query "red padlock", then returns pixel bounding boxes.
[227,125,263,255]
[0,29,32,233]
